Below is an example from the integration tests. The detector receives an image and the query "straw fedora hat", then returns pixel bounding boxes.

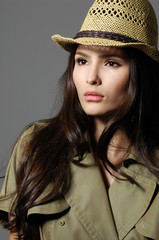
[52,0,159,62]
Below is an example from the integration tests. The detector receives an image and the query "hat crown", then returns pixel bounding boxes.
[52,0,159,61]
[80,0,158,48]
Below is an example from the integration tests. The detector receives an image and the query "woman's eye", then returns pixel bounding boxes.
[76,59,88,65]
[106,61,119,67]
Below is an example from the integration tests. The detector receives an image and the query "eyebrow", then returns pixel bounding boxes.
[75,51,125,59]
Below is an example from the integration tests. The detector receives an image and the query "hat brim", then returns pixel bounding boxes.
[52,34,159,62]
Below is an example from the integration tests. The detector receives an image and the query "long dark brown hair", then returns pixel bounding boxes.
[4,46,159,239]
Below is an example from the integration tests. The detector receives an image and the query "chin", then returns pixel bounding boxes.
[82,106,115,118]
[83,109,108,117]
[81,103,114,117]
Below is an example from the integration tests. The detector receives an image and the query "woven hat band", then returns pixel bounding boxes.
[74,31,141,44]
[52,0,159,62]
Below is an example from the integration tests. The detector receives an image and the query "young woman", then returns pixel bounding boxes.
[1,0,159,239]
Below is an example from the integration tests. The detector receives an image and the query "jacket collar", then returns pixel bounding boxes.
[109,164,157,239]
[65,150,159,240]
[65,152,119,240]
[28,144,159,240]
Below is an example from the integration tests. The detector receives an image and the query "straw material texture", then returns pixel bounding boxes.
[52,0,159,62]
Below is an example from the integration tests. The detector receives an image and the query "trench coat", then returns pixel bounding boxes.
[0,123,159,239]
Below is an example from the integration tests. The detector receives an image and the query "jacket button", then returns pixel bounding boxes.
[59,220,65,226]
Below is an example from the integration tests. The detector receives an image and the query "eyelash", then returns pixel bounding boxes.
[105,61,119,67]
[75,58,88,65]
[75,58,120,67]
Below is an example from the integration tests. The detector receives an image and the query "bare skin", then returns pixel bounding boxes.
[9,215,21,240]
[93,117,130,188]
[73,45,130,188]
[9,231,17,240]
[9,215,16,239]
[9,45,130,237]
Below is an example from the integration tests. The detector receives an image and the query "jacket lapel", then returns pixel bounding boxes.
[136,191,159,239]
[109,161,157,240]
[64,152,119,240]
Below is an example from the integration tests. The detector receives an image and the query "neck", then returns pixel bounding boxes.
[91,117,130,167]
[92,117,107,143]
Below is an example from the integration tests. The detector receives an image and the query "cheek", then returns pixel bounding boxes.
[73,69,81,92]
[107,71,129,98]
[116,76,129,92]
[72,69,77,85]
[116,67,129,89]
[119,71,129,93]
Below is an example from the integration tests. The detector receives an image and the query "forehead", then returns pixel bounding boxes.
[76,45,126,57]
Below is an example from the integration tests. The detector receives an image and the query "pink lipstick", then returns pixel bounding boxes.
[84,91,103,102]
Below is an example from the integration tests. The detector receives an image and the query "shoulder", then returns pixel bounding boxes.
[20,120,49,138]
[16,120,49,147]
[123,149,159,184]
[8,120,50,168]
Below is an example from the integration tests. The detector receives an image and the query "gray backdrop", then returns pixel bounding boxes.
[0,0,159,239]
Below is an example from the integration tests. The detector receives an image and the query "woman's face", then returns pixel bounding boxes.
[73,45,130,118]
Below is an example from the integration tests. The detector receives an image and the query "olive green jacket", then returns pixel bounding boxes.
[0,124,159,239]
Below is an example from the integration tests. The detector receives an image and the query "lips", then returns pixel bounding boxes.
[84,91,104,102]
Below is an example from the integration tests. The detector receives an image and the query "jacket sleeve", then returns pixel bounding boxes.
[0,124,37,227]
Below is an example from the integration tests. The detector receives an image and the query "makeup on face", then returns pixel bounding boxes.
[73,45,129,118]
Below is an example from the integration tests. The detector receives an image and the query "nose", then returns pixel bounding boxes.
[86,65,101,86]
